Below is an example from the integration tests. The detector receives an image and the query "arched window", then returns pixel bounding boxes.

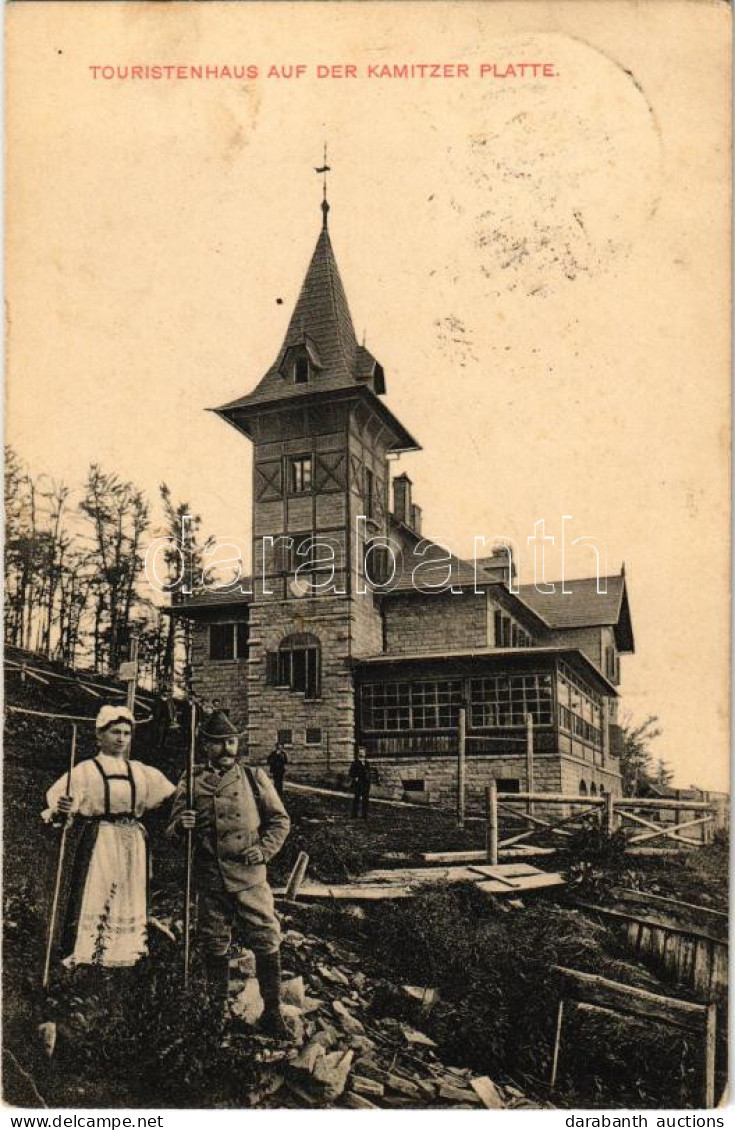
[579,779,588,796]
[269,632,321,699]
[590,782,597,796]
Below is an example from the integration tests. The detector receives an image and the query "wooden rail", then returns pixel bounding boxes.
[485,790,723,854]
[550,966,718,1106]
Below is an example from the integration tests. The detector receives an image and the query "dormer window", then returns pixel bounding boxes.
[294,356,310,384]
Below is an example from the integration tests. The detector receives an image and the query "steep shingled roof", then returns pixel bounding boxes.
[517,574,634,652]
[217,225,363,412]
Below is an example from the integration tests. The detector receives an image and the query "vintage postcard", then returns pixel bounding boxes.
[4,0,731,1116]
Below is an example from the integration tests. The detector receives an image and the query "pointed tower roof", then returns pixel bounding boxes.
[213,209,419,452]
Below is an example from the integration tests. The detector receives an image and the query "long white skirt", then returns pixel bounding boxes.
[68,822,148,968]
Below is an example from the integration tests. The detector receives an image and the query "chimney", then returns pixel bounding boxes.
[478,545,516,585]
[410,504,422,536]
[392,473,412,527]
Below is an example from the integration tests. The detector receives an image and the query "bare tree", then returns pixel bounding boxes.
[79,464,150,673]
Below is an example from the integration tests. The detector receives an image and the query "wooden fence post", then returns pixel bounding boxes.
[703,1003,716,1107]
[285,851,310,901]
[486,780,498,865]
[457,705,466,829]
[605,792,615,836]
[526,713,534,818]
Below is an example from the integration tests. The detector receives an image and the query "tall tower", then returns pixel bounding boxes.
[214,192,419,766]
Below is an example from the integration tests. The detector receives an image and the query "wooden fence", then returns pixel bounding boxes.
[482,785,727,861]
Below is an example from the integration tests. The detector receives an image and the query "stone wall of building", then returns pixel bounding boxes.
[360,753,564,808]
[383,590,487,655]
[246,596,355,769]
[190,620,249,731]
[545,626,604,669]
[559,754,623,798]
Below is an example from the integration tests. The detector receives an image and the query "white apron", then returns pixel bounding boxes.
[44,754,175,968]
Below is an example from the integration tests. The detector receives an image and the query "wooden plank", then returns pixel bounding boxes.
[616,798,715,811]
[284,851,310,901]
[499,806,596,848]
[499,792,604,805]
[709,944,728,1002]
[553,966,707,1032]
[486,782,498,865]
[628,815,713,846]
[574,903,727,948]
[651,926,667,965]
[358,865,480,883]
[549,999,565,1090]
[477,873,564,896]
[280,883,415,901]
[470,865,541,879]
[703,1005,717,1107]
[615,888,728,921]
[693,940,712,998]
[422,846,556,863]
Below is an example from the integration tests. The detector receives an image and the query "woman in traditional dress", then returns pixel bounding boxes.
[44,704,175,969]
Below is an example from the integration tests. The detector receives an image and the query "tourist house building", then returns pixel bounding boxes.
[175,195,634,805]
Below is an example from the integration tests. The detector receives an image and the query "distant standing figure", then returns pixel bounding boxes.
[267,742,289,799]
[153,688,176,753]
[349,746,378,820]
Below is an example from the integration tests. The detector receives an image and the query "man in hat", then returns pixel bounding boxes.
[267,740,289,800]
[167,711,291,1037]
[349,746,379,820]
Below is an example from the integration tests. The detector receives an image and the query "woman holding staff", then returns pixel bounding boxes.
[44,704,175,971]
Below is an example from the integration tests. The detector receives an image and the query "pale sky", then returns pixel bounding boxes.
[6,2,730,789]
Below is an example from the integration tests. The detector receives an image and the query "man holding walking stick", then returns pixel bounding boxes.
[167,711,291,1038]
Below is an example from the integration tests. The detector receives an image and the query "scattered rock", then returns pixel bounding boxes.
[386,1073,421,1098]
[438,1083,482,1105]
[281,1004,306,1045]
[332,999,365,1035]
[231,978,263,1024]
[350,1075,385,1098]
[37,1021,56,1058]
[281,976,306,1009]
[403,985,438,1011]
[312,1022,339,1048]
[317,963,350,987]
[346,1034,376,1054]
[312,1048,354,1100]
[470,1076,504,1109]
[353,1060,390,1084]
[343,1091,378,1109]
[399,1023,437,1048]
[289,1039,325,1075]
[283,930,307,948]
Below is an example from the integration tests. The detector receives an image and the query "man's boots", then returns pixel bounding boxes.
[255,950,290,1040]
[204,954,230,1028]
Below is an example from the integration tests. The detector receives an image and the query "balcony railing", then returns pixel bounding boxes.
[360,726,559,759]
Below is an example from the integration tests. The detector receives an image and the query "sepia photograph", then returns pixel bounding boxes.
[3,0,730,1114]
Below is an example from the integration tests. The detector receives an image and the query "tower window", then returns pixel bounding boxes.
[290,455,312,494]
[269,632,321,699]
[294,357,310,384]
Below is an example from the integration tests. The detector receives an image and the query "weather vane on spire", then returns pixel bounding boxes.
[315,143,331,226]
